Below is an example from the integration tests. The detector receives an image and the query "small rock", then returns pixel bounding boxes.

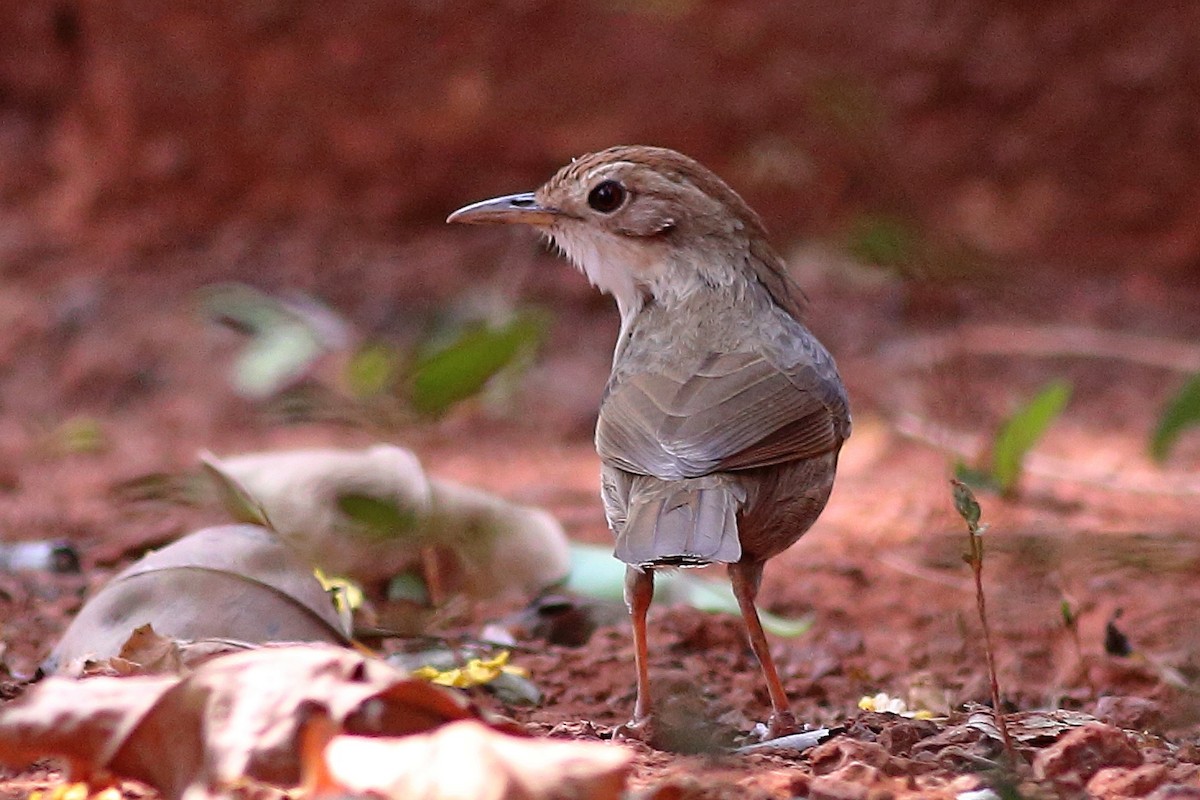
[810,738,892,775]
[809,773,891,800]
[1095,696,1162,732]
[878,719,939,756]
[1147,786,1200,800]
[1087,764,1168,798]
[1034,722,1142,787]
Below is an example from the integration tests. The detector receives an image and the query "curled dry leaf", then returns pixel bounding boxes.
[46,525,350,673]
[202,446,570,600]
[203,445,433,583]
[425,476,570,602]
[318,719,631,800]
[99,624,262,678]
[0,645,483,800]
[0,672,178,781]
[113,624,186,675]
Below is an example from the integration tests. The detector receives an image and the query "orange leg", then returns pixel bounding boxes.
[623,566,655,735]
[729,561,798,738]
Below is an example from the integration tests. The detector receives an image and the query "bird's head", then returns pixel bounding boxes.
[448,145,804,320]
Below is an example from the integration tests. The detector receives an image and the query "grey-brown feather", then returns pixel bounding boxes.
[607,472,745,566]
[596,270,849,569]
[598,350,841,478]
[451,144,846,730]
[537,145,849,571]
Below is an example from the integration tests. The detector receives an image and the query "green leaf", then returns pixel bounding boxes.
[487,670,543,706]
[1150,374,1200,463]
[759,608,814,638]
[386,572,431,605]
[345,342,401,399]
[562,542,627,600]
[52,416,108,455]
[408,311,545,416]
[682,578,813,638]
[201,284,342,400]
[991,379,1072,494]
[336,493,418,540]
[235,322,325,398]
[845,214,920,269]
[953,462,998,494]
[109,471,203,506]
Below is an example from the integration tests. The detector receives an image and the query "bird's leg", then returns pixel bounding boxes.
[729,561,798,739]
[620,565,655,738]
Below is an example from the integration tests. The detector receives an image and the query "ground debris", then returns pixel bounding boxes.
[1033,722,1143,791]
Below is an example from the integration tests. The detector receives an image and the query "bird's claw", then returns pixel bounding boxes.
[613,715,655,744]
[764,710,800,741]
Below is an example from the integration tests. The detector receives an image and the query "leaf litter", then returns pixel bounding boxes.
[4,254,1200,798]
[45,525,350,674]
[201,445,570,603]
[1,644,631,800]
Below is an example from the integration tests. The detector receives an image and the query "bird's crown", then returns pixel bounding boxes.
[536,145,770,244]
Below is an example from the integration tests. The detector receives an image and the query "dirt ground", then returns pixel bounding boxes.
[1,3,1200,796]
[1,229,1199,798]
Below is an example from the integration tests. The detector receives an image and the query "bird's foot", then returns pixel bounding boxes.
[762,710,800,740]
[613,715,655,744]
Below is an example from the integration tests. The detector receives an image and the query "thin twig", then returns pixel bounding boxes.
[950,480,1018,767]
[966,530,1018,764]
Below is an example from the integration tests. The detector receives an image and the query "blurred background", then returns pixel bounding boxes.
[2,0,1199,537]
[2,0,1198,280]
[1,0,1200,742]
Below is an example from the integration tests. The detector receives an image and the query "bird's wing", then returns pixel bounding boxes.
[596,350,846,479]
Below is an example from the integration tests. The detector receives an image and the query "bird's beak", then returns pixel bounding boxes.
[446,192,558,226]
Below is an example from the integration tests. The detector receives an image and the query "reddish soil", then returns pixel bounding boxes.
[1,2,1200,796]
[1,240,1199,798]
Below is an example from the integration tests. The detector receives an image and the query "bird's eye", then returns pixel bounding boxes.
[587,180,626,213]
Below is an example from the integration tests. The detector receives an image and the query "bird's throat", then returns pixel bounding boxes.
[548,225,747,334]
[546,226,652,323]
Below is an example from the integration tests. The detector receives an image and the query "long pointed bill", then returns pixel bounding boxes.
[446,192,558,226]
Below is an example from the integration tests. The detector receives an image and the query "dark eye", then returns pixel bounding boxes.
[587,180,626,213]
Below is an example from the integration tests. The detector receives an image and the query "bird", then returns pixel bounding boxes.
[448,145,851,741]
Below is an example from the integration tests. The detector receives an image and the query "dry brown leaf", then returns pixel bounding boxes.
[115,624,185,674]
[202,445,434,583]
[1,644,481,800]
[1006,708,1102,744]
[0,673,178,781]
[94,625,259,677]
[424,477,570,602]
[203,446,570,601]
[46,525,350,673]
[317,720,631,800]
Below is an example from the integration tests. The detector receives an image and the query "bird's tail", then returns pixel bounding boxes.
[614,474,745,568]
